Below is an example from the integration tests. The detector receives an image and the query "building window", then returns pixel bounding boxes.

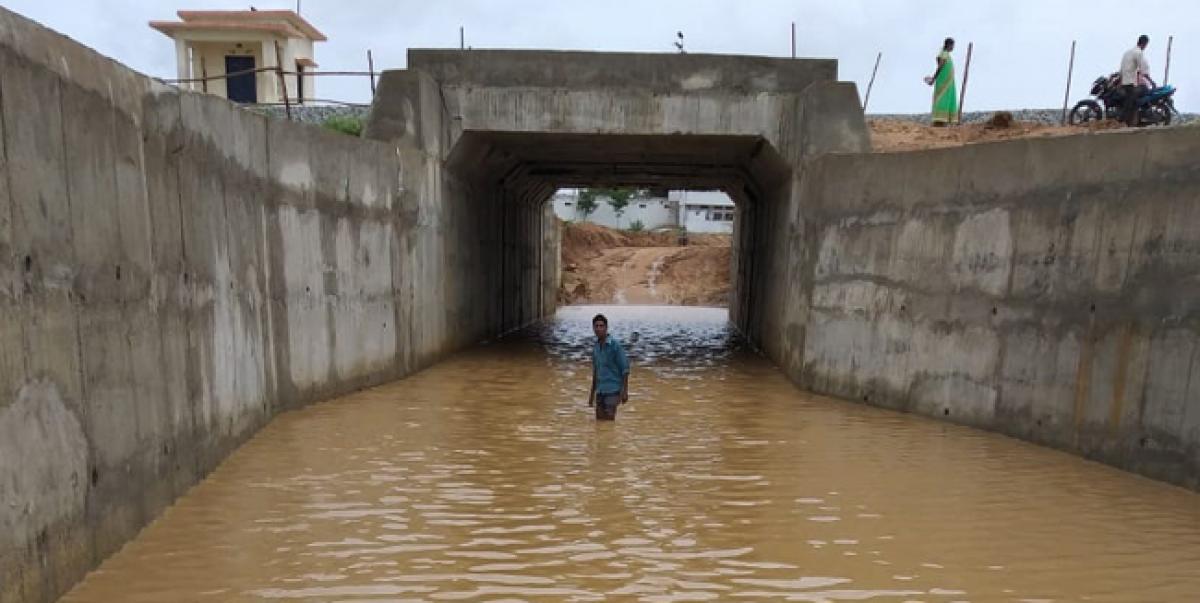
[638,203,647,208]
[296,64,305,103]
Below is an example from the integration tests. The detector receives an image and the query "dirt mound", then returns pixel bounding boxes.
[985,111,1015,129]
[682,232,733,247]
[559,222,732,306]
[657,245,732,306]
[869,116,1122,153]
[561,221,630,268]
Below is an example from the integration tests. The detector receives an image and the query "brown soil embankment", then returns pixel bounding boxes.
[869,116,1122,153]
[559,222,731,306]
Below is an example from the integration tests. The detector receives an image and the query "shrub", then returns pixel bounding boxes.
[628,220,645,232]
[322,115,364,137]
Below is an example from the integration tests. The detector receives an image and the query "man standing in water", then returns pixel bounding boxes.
[588,314,630,421]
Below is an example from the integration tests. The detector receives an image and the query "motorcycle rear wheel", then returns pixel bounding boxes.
[1069,100,1104,125]
[1144,103,1172,126]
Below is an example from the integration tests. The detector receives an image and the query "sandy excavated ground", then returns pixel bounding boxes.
[559,222,731,307]
[869,117,1123,153]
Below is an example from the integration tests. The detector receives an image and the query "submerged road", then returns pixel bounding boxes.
[62,307,1200,602]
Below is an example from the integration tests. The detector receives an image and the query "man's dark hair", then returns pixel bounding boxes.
[1138,35,1149,47]
[592,314,608,326]
[944,37,954,50]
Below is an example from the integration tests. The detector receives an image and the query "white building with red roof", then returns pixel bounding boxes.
[151,9,325,105]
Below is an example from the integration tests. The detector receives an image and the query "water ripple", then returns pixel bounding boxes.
[61,306,1200,602]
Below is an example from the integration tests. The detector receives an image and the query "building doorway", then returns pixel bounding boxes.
[224,55,257,103]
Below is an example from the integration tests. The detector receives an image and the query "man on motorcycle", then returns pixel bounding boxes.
[1119,35,1151,126]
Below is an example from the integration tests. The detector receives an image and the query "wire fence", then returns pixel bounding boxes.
[163,43,380,120]
[163,40,1192,127]
[858,35,1188,126]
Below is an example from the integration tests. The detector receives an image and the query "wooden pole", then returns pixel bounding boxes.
[199,55,208,93]
[1164,35,1174,84]
[367,50,376,96]
[274,41,291,119]
[957,42,973,125]
[790,22,796,58]
[862,52,882,111]
[1061,40,1076,125]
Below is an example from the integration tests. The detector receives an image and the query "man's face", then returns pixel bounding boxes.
[593,321,608,340]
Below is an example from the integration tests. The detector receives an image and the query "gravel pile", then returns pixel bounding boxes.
[870,109,1198,126]
[247,104,370,125]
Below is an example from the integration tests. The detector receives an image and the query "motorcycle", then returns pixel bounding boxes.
[1069,72,1178,127]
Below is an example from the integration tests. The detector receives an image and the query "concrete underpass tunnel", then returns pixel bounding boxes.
[446,131,793,342]
[364,50,871,350]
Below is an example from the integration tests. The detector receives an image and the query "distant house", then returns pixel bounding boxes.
[552,190,735,234]
[150,9,325,105]
[670,190,735,234]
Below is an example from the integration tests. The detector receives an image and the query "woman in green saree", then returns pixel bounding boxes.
[924,38,958,126]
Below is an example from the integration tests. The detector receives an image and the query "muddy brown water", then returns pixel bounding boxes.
[61,306,1200,602]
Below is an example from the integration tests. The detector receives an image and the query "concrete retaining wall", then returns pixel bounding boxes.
[0,8,546,602]
[773,126,1200,491]
[5,6,1196,601]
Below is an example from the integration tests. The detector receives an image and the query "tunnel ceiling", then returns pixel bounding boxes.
[446,131,791,206]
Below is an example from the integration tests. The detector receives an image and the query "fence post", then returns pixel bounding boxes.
[199,55,208,93]
[274,41,291,120]
[957,42,973,125]
[862,52,882,111]
[1061,40,1076,125]
[1164,35,1174,84]
[367,49,376,96]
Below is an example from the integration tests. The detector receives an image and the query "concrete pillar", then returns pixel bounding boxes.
[277,41,294,104]
[260,39,279,104]
[174,38,190,91]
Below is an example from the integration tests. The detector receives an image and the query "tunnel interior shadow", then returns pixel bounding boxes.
[445,131,793,344]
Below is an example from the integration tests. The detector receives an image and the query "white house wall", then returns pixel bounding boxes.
[552,192,734,233]
[178,34,316,105]
[286,37,317,102]
[186,37,274,103]
[552,195,675,230]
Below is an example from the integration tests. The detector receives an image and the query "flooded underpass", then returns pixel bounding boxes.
[62,306,1200,602]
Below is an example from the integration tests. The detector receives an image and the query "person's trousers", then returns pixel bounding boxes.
[595,392,621,421]
[1122,84,1141,126]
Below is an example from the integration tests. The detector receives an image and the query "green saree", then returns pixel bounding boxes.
[932,50,959,125]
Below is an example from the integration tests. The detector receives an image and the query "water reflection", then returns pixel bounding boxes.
[62,306,1200,602]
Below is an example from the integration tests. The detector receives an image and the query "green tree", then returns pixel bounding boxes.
[577,187,644,220]
[604,188,638,219]
[576,189,600,218]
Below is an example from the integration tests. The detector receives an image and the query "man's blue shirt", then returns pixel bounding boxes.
[593,336,630,394]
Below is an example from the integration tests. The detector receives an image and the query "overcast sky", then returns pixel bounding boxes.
[2,0,1196,113]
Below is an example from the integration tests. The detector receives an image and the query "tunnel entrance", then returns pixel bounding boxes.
[445,131,792,343]
[552,187,734,308]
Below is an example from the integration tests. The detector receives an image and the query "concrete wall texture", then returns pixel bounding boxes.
[786,128,1200,492]
[0,8,556,602]
[3,5,1200,603]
